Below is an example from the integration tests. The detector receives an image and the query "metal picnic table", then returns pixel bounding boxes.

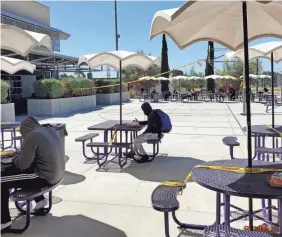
[192,159,282,234]
[243,125,282,161]
[1,122,20,151]
[87,120,145,163]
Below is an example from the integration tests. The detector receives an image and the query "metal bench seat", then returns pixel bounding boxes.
[256,147,282,155]
[86,142,130,168]
[8,181,61,234]
[75,133,99,159]
[204,224,272,237]
[151,182,205,237]
[75,133,99,142]
[87,142,131,149]
[151,181,184,212]
[222,137,240,160]
[222,136,240,147]
[147,134,164,144]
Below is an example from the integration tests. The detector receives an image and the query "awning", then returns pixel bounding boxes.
[1,23,52,57]
[1,56,36,74]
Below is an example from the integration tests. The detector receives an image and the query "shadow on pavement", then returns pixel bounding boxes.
[97,155,204,183]
[7,214,127,237]
[61,171,86,185]
[177,229,203,237]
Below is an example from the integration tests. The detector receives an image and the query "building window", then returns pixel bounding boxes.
[2,16,15,25]
[14,20,25,30]
[26,23,36,32]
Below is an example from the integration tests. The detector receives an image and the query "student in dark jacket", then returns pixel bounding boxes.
[131,102,162,163]
[1,116,65,233]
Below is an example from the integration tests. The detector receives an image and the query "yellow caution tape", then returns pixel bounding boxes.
[240,82,246,89]
[162,165,282,195]
[109,126,118,146]
[267,125,282,137]
[71,60,203,91]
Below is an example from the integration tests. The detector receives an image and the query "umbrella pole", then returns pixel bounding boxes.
[119,60,122,125]
[242,1,253,231]
[271,53,275,162]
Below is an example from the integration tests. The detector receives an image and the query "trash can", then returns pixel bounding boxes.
[42,123,68,157]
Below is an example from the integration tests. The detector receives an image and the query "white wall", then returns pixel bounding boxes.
[21,75,36,98]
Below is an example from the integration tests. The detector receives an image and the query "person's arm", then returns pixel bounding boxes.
[143,114,154,134]
[13,134,36,170]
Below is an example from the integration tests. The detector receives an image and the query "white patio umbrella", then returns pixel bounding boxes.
[188,76,202,80]
[1,24,52,57]
[226,41,282,119]
[170,75,188,80]
[150,1,282,229]
[150,2,282,51]
[153,77,170,81]
[78,51,159,124]
[1,56,36,74]
[226,41,282,63]
[204,74,223,80]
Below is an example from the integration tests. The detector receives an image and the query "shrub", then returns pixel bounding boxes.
[62,78,93,96]
[78,78,93,96]
[33,78,65,99]
[1,81,9,104]
[95,80,128,94]
[95,80,115,94]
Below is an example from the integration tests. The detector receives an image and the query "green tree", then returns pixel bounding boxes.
[205,41,214,76]
[221,59,263,79]
[171,70,184,77]
[161,34,170,91]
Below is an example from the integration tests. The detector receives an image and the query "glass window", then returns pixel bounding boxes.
[14,20,25,29]
[3,16,15,25]
[26,24,36,32]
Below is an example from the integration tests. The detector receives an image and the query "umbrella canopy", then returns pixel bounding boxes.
[154,77,170,81]
[78,51,160,70]
[78,51,159,125]
[239,74,271,80]
[139,76,155,81]
[204,74,224,80]
[1,56,36,74]
[150,2,282,51]
[187,76,202,80]
[226,41,282,63]
[1,24,52,57]
[222,75,237,80]
[170,75,188,80]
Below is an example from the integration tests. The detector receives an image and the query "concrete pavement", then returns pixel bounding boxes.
[8,100,282,236]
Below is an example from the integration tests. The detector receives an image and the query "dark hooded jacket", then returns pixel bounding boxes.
[13,116,65,184]
[141,102,162,136]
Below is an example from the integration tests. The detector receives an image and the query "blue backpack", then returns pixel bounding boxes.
[155,109,172,133]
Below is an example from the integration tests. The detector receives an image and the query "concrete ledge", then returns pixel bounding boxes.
[27,95,97,116]
[96,92,130,105]
[0,103,15,122]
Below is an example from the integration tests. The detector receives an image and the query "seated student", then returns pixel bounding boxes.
[181,89,193,101]
[219,88,225,102]
[1,116,65,233]
[228,87,236,101]
[126,102,171,163]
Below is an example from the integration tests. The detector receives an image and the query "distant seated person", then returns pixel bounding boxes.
[164,90,171,101]
[151,89,158,102]
[126,102,171,163]
[1,116,65,233]
[182,89,193,101]
[228,87,236,101]
[151,89,157,95]
[173,90,178,99]
[219,89,225,102]
[263,87,270,96]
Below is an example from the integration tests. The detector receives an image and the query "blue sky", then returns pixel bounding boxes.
[42,1,282,77]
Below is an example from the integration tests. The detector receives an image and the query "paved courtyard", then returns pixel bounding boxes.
[8,100,282,236]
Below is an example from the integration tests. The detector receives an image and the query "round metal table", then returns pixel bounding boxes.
[192,159,282,233]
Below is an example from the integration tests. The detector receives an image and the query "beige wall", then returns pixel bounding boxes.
[1,1,50,26]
